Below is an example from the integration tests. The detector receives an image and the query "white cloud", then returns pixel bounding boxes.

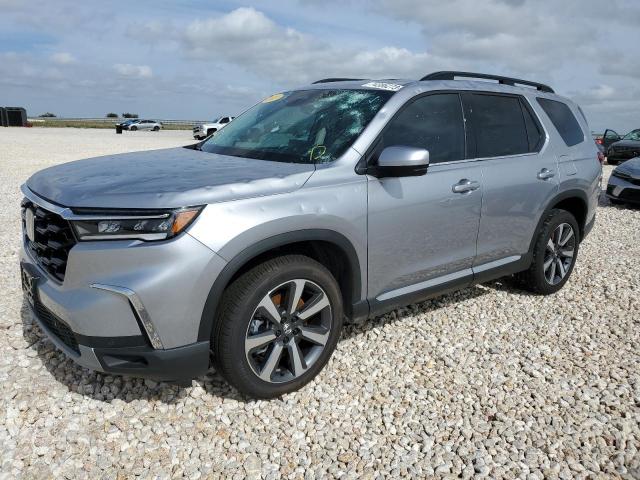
[114,63,153,79]
[50,52,76,65]
[180,7,439,84]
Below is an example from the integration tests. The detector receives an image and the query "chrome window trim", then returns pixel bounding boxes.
[433,152,539,167]
[356,89,551,172]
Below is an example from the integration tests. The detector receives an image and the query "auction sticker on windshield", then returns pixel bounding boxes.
[262,93,285,103]
[361,82,403,91]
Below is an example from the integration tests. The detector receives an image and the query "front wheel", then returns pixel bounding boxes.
[129,126,137,131]
[213,255,343,398]
[152,126,160,131]
[516,209,580,295]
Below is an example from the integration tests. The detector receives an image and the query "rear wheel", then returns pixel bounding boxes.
[607,159,618,165]
[517,209,579,295]
[213,255,343,398]
[130,126,137,131]
[207,128,216,137]
[152,125,160,131]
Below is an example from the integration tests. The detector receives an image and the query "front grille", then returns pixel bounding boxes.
[34,299,80,354]
[22,200,76,281]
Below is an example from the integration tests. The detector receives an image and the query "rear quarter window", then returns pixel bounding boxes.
[536,98,584,147]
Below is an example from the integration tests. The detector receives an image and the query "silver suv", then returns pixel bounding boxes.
[20,72,601,398]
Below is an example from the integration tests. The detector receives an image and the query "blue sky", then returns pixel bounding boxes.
[1,0,639,132]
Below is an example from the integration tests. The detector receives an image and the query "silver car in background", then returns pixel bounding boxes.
[20,71,601,398]
[125,119,162,131]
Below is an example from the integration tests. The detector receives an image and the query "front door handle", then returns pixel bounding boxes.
[452,179,480,193]
[537,168,555,180]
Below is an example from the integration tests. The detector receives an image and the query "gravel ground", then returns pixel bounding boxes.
[1,128,639,479]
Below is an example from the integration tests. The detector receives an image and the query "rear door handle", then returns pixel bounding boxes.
[452,179,480,193]
[537,168,555,180]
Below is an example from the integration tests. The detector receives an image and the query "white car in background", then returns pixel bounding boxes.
[193,116,234,140]
[120,119,162,131]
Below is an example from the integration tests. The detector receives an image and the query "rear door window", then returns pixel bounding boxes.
[465,93,530,158]
[536,98,584,147]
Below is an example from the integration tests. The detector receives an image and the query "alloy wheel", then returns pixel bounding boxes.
[543,222,576,285]
[245,279,332,383]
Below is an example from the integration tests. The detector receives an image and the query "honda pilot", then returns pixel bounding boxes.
[20,72,601,398]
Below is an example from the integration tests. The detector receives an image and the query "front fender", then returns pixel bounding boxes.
[188,180,368,342]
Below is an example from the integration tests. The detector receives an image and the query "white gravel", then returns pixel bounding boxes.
[1,128,639,479]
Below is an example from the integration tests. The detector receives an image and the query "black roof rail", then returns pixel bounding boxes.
[420,71,554,93]
[312,78,365,84]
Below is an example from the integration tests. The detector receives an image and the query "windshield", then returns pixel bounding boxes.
[200,89,393,164]
[622,129,640,141]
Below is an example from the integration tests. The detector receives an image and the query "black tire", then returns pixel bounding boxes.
[207,128,216,136]
[130,126,137,131]
[609,197,624,205]
[516,209,580,295]
[607,159,618,165]
[213,255,343,398]
[152,126,160,131]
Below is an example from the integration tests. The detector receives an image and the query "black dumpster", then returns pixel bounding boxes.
[116,124,122,134]
[0,107,7,127]
[5,107,27,126]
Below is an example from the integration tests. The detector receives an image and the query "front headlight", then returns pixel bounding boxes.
[69,206,203,241]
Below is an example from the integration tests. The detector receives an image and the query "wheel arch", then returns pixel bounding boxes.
[528,189,589,255]
[198,229,364,342]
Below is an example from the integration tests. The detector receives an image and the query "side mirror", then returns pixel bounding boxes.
[369,146,430,178]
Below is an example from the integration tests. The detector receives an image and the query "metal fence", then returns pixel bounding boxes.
[28,117,207,126]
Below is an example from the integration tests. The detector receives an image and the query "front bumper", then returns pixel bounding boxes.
[20,236,221,380]
[20,190,228,380]
[25,290,210,381]
[606,175,640,204]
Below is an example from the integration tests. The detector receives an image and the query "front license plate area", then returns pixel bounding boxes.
[20,263,40,307]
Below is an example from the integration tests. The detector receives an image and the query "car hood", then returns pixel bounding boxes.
[614,157,640,177]
[610,139,640,149]
[26,147,315,209]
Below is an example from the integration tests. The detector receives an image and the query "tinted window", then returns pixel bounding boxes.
[622,129,640,141]
[605,130,619,139]
[468,94,529,157]
[537,98,584,147]
[376,93,465,163]
[521,100,544,152]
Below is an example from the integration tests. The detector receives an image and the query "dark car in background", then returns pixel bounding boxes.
[606,157,640,204]
[595,129,622,152]
[607,129,640,165]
